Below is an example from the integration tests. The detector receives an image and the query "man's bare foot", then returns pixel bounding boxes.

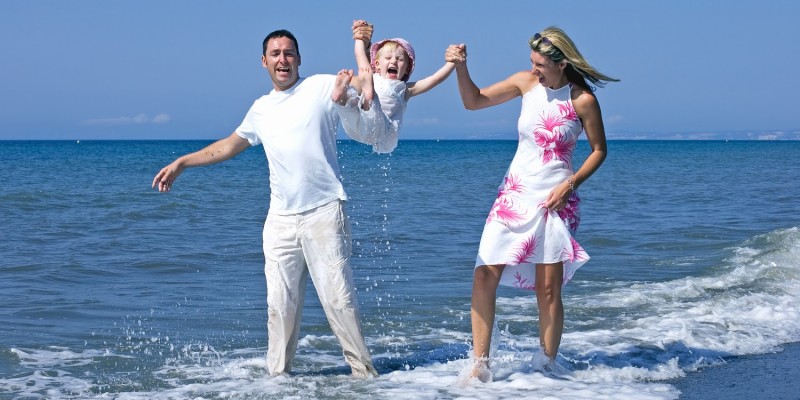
[332,69,353,105]
[358,66,374,111]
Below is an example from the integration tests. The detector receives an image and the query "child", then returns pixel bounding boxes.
[332,20,455,153]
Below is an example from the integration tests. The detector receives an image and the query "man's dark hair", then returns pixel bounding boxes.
[263,29,299,56]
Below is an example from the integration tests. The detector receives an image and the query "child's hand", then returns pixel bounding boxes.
[446,44,467,63]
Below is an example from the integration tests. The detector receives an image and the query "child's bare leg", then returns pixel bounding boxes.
[358,66,374,111]
[332,69,354,105]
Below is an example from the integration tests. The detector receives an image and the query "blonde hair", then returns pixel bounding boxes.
[529,26,619,91]
[374,42,408,70]
[375,41,400,58]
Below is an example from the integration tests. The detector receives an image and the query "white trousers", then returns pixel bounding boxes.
[262,200,377,377]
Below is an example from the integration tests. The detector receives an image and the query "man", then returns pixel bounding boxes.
[152,28,378,378]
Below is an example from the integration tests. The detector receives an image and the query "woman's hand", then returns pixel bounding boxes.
[446,44,467,63]
[544,179,573,211]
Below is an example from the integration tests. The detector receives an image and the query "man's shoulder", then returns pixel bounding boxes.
[294,75,337,99]
[306,73,337,79]
[251,75,337,110]
[302,74,337,85]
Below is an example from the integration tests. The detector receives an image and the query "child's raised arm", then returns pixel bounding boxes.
[406,46,456,98]
[352,20,373,76]
[352,20,375,109]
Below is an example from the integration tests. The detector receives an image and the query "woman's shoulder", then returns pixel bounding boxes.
[570,85,597,103]
[509,70,538,91]
[570,84,599,115]
[505,71,539,96]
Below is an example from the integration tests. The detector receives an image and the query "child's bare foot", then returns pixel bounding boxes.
[358,66,374,111]
[332,69,353,105]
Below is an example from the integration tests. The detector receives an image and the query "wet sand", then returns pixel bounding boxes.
[671,341,800,399]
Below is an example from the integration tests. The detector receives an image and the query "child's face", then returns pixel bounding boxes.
[374,45,409,81]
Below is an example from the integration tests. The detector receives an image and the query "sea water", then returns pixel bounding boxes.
[1,139,798,399]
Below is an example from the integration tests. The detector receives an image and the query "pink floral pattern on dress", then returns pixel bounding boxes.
[558,102,578,121]
[552,134,577,168]
[562,237,588,263]
[498,174,524,196]
[537,192,580,232]
[487,174,526,224]
[532,110,578,166]
[513,271,536,290]
[536,111,564,134]
[489,196,524,225]
[557,192,581,233]
[509,235,538,265]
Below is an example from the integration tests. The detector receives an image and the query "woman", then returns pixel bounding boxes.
[447,26,618,381]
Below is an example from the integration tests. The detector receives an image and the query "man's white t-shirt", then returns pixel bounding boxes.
[236,75,348,215]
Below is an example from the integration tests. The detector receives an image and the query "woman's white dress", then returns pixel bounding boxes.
[475,83,590,290]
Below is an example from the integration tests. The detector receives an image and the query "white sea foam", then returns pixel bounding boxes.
[2,229,798,399]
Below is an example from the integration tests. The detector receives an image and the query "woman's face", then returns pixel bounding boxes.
[374,46,409,81]
[530,50,566,88]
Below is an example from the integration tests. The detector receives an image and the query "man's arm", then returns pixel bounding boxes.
[151,132,250,192]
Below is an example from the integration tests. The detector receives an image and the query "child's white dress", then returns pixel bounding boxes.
[336,74,407,154]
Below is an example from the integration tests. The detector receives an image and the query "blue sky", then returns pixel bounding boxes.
[2,1,798,140]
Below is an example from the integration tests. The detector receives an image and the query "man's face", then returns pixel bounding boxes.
[262,36,301,91]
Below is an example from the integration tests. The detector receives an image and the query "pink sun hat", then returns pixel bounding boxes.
[370,38,415,82]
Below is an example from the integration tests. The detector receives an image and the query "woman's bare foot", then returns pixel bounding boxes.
[471,357,492,383]
[332,69,353,105]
